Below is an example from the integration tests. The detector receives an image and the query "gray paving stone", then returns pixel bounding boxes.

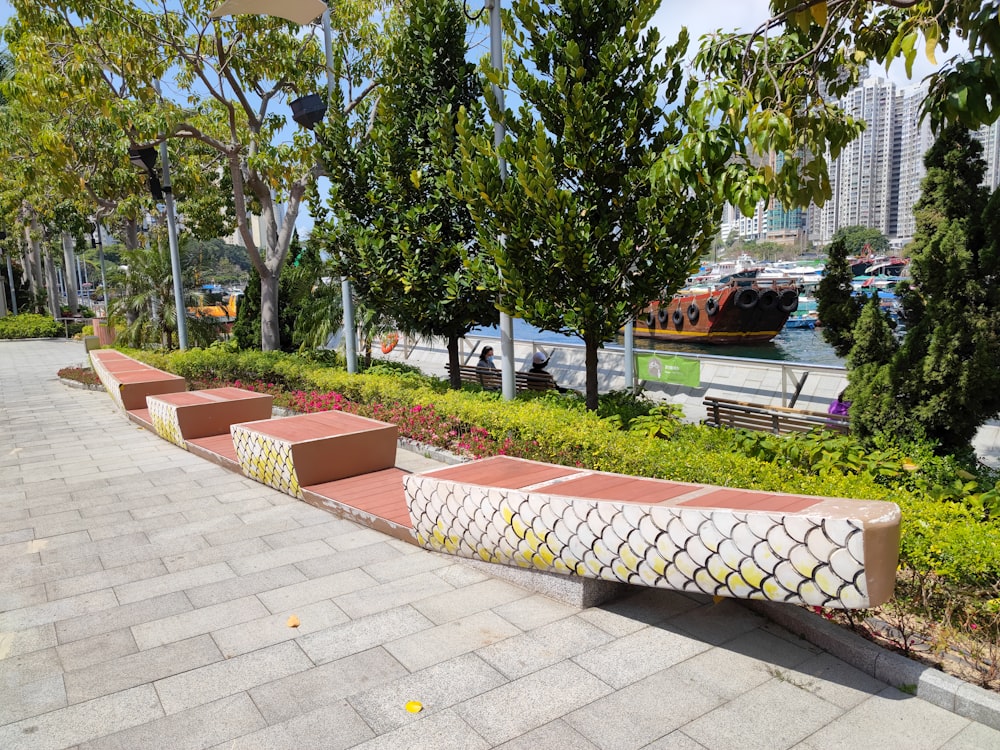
[350,708,488,750]
[334,570,455,619]
[0,684,164,750]
[0,675,67,725]
[184,564,307,609]
[297,605,435,665]
[293,541,403,579]
[131,595,269,651]
[0,623,57,660]
[0,589,118,631]
[154,640,313,715]
[572,624,713,690]
[257,567,377,614]
[65,633,223,703]
[0,582,48,611]
[55,591,193,644]
[97,534,209,569]
[211,699,374,750]
[362,546,455,583]
[433,559,492,588]
[0,527,34,546]
[57,629,138,672]
[350,652,508,735]
[260,519,358,550]
[0,646,63,686]
[788,651,886,710]
[411,577,530,625]
[452,660,613,746]
[210,599,348,658]
[386,610,522,672]
[492,592,580,631]
[38,532,149,566]
[159,537,272,573]
[326,526,391,551]
[87,512,191,542]
[113,562,235,605]
[227,539,334,576]
[45,558,168,602]
[493,719,601,750]
[250,647,409,725]
[79,692,266,750]
[144,515,247,545]
[565,664,724,750]
[0,555,105,590]
[793,686,975,750]
[939,721,1000,750]
[31,510,133,539]
[477,615,613,680]
[201,517,301,546]
[639,731,710,750]
[681,677,844,750]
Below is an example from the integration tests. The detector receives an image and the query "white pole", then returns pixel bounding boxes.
[154,80,189,350]
[6,253,17,315]
[487,0,515,400]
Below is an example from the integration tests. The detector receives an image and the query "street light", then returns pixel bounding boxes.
[128,128,189,349]
[210,0,359,373]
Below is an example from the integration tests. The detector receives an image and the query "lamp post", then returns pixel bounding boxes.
[129,130,188,349]
[91,220,109,318]
[210,0,358,373]
[482,0,516,399]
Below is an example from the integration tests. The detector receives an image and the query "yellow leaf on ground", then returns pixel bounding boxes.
[405,701,423,714]
[286,615,300,628]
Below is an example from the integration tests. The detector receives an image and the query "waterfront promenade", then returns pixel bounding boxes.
[1,339,998,749]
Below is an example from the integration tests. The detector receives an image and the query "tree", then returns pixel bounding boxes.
[10,0,388,351]
[849,126,1000,454]
[846,291,904,441]
[816,235,863,357]
[457,0,717,409]
[316,0,497,388]
[829,226,890,257]
[233,232,322,353]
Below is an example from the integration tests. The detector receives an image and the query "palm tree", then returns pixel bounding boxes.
[108,233,214,349]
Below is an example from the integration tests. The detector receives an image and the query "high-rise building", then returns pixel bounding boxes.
[893,83,934,243]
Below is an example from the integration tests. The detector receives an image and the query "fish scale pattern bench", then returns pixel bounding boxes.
[404,456,900,609]
[230,411,399,498]
[146,388,274,450]
[89,350,186,413]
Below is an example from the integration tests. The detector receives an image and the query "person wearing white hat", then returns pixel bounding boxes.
[528,350,567,393]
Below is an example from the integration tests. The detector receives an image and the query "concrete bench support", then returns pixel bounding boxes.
[146,388,274,449]
[405,456,900,610]
[231,411,398,498]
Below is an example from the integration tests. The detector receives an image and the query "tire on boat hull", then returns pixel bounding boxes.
[779,289,798,313]
[735,288,758,310]
[758,289,779,311]
[687,302,699,324]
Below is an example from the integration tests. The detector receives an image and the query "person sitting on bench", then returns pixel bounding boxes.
[528,351,567,393]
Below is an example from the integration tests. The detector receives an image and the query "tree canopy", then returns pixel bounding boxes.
[316,0,497,387]
[457,0,717,409]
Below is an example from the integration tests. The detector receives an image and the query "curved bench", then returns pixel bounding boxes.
[89,350,186,414]
[404,456,900,610]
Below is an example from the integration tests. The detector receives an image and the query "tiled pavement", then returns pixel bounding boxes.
[1,338,998,750]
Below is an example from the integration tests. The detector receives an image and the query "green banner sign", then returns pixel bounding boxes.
[636,354,700,387]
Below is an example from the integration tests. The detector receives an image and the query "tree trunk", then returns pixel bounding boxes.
[61,232,79,316]
[0,267,8,317]
[24,220,44,310]
[585,336,600,411]
[43,243,60,320]
[447,333,462,389]
[260,267,279,351]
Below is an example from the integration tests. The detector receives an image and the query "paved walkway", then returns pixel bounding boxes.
[1,339,997,750]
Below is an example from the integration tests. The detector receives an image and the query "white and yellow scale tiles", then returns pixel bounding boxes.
[231,424,301,498]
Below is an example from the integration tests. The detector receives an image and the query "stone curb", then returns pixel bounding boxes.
[743,599,1000,731]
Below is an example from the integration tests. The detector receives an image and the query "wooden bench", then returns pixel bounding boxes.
[89,350,186,413]
[230,411,398,498]
[445,363,558,392]
[146,388,274,450]
[702,396,849,435]
[404,455,900,609]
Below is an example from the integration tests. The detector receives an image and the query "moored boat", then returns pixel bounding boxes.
[634,277,799,344]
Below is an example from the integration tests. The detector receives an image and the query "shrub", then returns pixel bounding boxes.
[0,313,61,339]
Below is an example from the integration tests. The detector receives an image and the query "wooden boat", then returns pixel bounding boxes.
[634,277,799,344]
